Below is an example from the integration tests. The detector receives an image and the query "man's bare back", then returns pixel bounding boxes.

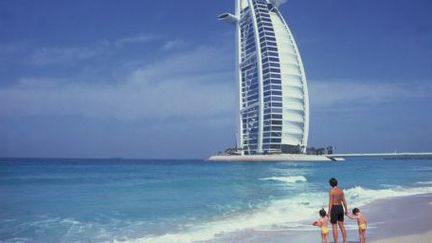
[330,187,344,205]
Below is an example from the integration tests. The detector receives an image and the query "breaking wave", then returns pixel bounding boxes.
[417,181,432,185]
[259,176,307,183]
[132,185,432,243]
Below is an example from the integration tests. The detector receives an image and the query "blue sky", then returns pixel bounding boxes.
[1,0,431,158]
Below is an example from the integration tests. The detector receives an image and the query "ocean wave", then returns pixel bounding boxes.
[7,217,147,243]
[417,181,432,185]
[131,185,432,243]
[411,166,432,172]
[259,176,307,183]
[344,186,432,206]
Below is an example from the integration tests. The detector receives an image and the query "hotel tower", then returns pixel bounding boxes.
[219,0,309,155]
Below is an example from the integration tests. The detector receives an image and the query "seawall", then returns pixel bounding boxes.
[208,154,332,162]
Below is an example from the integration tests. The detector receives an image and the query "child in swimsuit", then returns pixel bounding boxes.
[312,208,329,243]
[347,208,368,243]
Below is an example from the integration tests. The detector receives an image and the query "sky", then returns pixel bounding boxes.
[0,0,431,159]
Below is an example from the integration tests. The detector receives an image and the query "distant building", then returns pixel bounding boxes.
[219,0,309,155]
[326,146,335,155]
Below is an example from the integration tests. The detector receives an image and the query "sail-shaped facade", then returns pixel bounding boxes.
[219,0,309,155]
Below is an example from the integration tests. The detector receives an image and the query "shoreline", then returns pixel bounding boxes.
[216,193,432,243]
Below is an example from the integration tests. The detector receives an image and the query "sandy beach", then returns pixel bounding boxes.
[218,193,432,243]
[373,231,432,243]
[368,193,432,243]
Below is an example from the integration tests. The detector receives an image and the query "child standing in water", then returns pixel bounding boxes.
[312,208,329,243]
[347,208,368,243]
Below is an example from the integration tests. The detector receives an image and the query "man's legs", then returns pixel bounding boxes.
[332,223,338,243]
[338,221,347,243]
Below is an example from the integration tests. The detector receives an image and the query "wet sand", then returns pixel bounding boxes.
[216,193,432,242]
[368,193,432,243]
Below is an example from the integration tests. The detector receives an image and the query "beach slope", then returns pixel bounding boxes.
[369,194,432,243]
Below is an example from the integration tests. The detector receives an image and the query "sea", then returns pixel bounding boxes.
[1,158,432,243]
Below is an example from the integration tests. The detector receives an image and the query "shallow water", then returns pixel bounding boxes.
[0,158,431,242]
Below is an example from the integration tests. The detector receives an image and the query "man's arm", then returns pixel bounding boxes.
[346,213,357,220]
[342,192,348,215]
[328,191,333,216]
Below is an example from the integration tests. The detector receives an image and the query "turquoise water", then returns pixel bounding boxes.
[1,158,432,242]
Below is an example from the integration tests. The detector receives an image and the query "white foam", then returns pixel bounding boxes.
[417,181,432,185]
[344,186,432,207]
[6,238,31,242]
[130,185,432,243]
[259,176,307,183]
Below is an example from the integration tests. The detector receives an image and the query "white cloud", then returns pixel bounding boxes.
[130,45,230,81]
[31,47,100,66]
[6,33,156,66]
[8,35,428,123]
[269,0,288,8]
[2,58,430,122]
[161,39,186,51]
[111,33,155,47]
[309,80,432,109]
[0,45,236,121]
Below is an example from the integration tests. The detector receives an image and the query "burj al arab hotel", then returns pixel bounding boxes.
[219,0,309,155]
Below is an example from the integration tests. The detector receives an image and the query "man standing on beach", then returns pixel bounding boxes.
[328,178,348,243]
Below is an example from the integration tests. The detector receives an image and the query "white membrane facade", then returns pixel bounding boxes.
[219,0,309,155]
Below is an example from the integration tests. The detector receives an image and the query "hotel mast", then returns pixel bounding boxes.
[219,0,309,155]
